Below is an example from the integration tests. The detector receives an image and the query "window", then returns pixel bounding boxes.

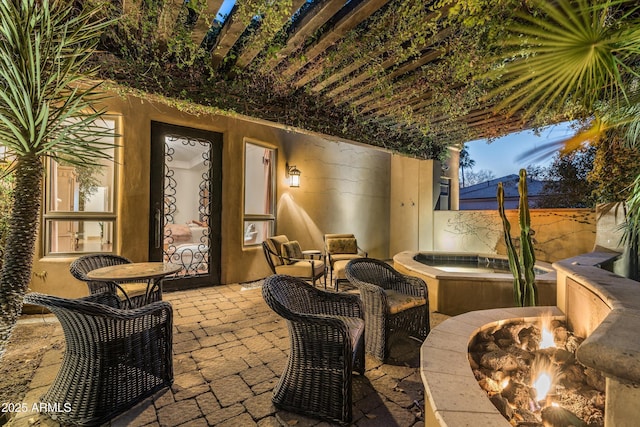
[43,117,118,255]
[243,141,275,246]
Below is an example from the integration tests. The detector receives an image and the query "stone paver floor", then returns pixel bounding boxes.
[8,283,448,427]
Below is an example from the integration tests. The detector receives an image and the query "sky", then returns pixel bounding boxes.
[463,121,578,178]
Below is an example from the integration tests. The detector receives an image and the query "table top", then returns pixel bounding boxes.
[86,262,181,281]
[302,249,322,254]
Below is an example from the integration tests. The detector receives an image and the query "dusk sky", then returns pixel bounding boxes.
[464,121,578,178]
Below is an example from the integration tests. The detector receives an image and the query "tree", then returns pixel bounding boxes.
[536,145,597,208]
[0,0,114,358]
[459,145,475,188]
[589,130,640,203]
[463,169,495,187]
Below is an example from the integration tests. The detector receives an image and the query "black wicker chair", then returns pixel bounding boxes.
[345,258,430,361]
[23,292,173,426]
[262,274,365,424]
[70,254,160,308]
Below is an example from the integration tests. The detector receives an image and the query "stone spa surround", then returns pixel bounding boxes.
[421,251,640,427]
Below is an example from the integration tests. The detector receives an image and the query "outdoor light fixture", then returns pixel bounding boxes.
[286,163,301,188]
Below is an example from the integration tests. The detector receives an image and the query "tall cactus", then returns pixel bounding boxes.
[497,169,538,307]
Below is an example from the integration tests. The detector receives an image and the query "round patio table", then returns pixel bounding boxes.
[86,262,181,305]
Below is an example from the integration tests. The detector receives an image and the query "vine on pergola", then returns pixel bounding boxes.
[93,0,582,159]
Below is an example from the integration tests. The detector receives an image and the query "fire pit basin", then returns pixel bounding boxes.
[421,251,640,427]
[421,306,564,426]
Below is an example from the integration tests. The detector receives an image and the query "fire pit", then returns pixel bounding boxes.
[420,251,640,427]
[471,318,605,426]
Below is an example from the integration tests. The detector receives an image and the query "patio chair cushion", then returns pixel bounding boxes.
[328,253,361,267]
[326,237,358,255]
[332,259,351,280]
[281,240,303,264]
[275,260,325,277]
[385,290,428,315]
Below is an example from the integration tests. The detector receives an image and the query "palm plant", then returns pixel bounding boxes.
[459,145,475,188]
[487,0,640,275]
[490,0,640,119]
[0,0,114,358]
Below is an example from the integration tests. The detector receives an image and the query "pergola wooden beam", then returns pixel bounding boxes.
[282,0,392,79]
[234,0,307,70]
[191,0,225,46]
[329,46,445,110]
[263,0,346,71]
[211,5,250,68]
[318,22,450,98]
[305,44,389,93]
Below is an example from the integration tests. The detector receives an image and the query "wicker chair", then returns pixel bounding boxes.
[345,258,430,361]
[23,292,173,426]
[262,235,325,287]
[70,254,160,308]
[262,274,365,424]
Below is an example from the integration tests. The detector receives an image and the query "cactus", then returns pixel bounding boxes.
[497,169,538,307]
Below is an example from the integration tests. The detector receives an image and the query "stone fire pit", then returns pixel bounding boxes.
[421,251,640,427]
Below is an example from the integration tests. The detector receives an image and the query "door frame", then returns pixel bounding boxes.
[149,121,223,289]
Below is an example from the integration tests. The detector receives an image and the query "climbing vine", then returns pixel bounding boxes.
[90,0,589,159]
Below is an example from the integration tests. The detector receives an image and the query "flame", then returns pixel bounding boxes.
[500,378,510,390]
[540,327,555,349]
[531,354,558,404]
[539,316,555,349]
[533,372,552,401]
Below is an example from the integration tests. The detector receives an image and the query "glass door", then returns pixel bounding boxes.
[149,121,222,290]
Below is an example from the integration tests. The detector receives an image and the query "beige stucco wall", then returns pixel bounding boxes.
[27,89,405,298]
[388,148,459,257]
[430,208,596,263]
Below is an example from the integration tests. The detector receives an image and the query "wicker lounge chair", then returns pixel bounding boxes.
[70,254,161,308]
[262,274,365,424]
[23,292,173,426]
[324,233,367,290]
[262,235,325,286]
[345,258,430,361]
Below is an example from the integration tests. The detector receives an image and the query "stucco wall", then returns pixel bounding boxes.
[276,134,390,258]
[431,209,596,263]
[27,90,399,297]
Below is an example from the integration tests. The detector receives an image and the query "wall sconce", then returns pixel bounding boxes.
[286,163,301,188]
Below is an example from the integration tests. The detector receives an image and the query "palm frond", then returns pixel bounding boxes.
[486,0,640,118]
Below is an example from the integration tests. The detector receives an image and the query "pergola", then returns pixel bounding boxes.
[98,0,541,159]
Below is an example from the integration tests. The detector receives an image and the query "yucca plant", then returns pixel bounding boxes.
[0,0,114,358]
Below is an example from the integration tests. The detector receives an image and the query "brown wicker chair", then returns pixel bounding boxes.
[262,235,325,287]
[345,258,430,361]
[262,274,365,424]
[70,254,160,308]
[23,292,173,426]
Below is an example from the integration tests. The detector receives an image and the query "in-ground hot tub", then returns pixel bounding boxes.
[393,251,556,316]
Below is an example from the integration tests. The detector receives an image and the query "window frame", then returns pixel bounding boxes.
[243,138,276,247]
[42,115,120,256]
